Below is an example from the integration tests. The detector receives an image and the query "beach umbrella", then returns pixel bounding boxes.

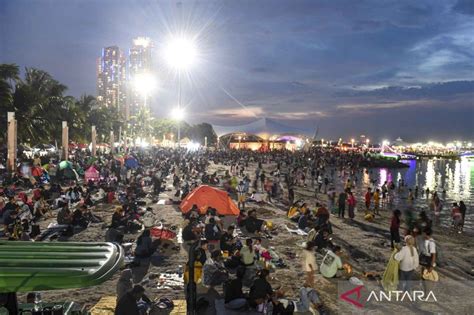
[59,160,72,170]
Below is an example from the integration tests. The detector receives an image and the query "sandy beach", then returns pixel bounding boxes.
[17,159,474,314]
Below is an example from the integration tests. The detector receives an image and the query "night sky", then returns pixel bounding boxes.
[1,0,473,142]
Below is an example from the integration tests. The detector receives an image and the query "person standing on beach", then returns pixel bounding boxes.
[451,202,463,233]
[237,181,246,210]
[373,189,380,215]
[365,188,372,213]
[347,191,356,220]
[381,182,388,209]
[338,191,347,218]
[390,209,401,249]
[407,189,414,206]
[302,241,317,287]
[459,201,467,232]
[394,235,419,292]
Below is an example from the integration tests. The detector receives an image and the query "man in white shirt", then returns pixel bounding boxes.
[420,228,436,271]
[237,181,246,210]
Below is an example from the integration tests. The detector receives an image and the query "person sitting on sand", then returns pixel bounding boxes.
[204,217,222,242]
[220,225,237,253]
[57,204,73,226]
[111,207,128,230]
[202,250,229,287]
[244,210,267,234]
[115,285,151,315]
[135,229,159,258]
[249,269,273,311]
[239,238,255,267]
[298,211,312,232]
[204,208,223,230]
[182,219,200,243]
[313,229,334,252]
[72,206,89,228]
[320,246,344,278]
[224,266,248,310]
[314,203,330,227]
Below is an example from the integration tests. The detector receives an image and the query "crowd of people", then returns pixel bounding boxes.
[0,145,470,314]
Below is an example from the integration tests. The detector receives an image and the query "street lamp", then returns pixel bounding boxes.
[171,107,185,146]
[238,136,242,149]
[163,36,198,147]
[164,37,198,70]
[351,139,355,148]
[366,138,370,147]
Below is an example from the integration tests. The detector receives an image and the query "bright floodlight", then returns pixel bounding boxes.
[382,140,390,146]
[171,107,185,121]
[134,73,156,96]
[164,37,197,70]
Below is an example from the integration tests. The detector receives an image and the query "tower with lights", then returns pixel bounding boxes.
[127,37,154,120]
[96,46,127,114]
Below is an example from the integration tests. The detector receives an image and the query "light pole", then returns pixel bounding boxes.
[164,36,198,147]
[351,138,355,148]
[171,107,185,147]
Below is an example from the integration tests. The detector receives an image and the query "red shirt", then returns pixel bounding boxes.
[365,192,371,203]
[390,216,400,230]
[107,191,115,204]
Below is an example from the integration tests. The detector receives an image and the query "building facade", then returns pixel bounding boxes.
[127,37,154,120]
[96,46,127,115]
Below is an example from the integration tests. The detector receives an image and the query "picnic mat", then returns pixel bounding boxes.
[170,300,186,314]
[89,296,116,315]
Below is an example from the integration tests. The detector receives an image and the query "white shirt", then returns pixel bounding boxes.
[302,249,317,272]
[320,250,342,278]
[422,238,436,256]
[394,246,419,271]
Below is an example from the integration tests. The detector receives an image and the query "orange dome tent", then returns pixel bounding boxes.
[180,185,240,216]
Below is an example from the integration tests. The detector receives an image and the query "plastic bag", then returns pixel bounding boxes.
[382,249,399,292]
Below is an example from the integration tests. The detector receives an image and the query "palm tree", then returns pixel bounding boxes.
[0,64,20,140]
[13,68,70,143]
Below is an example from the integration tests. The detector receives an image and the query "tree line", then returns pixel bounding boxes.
[0,64,217,147]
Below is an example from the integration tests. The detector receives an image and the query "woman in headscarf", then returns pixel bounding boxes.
[394,235,419,292]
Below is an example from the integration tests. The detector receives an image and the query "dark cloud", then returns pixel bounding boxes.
[335,81,474,100]
[452,0,474,15]
[352,20,386,32]
[336,81,474,100]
